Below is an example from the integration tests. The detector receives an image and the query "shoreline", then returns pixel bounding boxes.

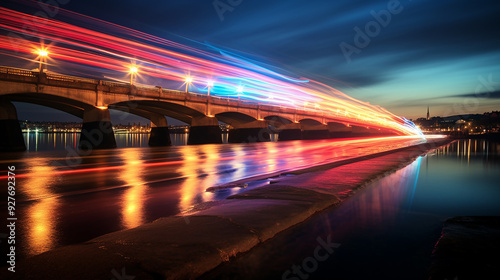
[3,138,452,279]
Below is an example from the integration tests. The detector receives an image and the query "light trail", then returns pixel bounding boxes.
[0,4,422,136]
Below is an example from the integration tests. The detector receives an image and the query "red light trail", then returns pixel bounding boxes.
[0,4,422,135]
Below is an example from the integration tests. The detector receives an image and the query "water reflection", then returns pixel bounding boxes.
[119,149,148,229]
[24,133,80,152]
[19,159,60,256]
[335,156,423,227]
[23,132,266,151]
[178,146,202,212]
[204,139,500,280]
[177,145,223,212]
[3,136,438,263]
[436,138,499,162]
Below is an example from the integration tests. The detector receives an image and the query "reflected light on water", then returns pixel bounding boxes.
[228,145,246,181]
[119,149,148,229]
[263,142,278,172]
[178,146,202,212]
[200,144,220,202]
[338,156,423,226]
[20,160,60,256]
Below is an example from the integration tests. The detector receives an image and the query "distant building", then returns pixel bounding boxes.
[426,106,430,121]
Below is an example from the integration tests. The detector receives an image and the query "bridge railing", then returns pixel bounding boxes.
[0,66,330,119]
[102,80,128,88]
[46,73,100,85]
[0,66,37,77]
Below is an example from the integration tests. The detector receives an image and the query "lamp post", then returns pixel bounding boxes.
[207,80,213,96]
[129,66,138,86]
[36,49,48,73]
[236,85,243,101]
[206,80,214,116]
[185,77,193,93]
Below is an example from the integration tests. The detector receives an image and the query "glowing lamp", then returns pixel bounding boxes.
[37,49,48,57]
[185,77,193,83]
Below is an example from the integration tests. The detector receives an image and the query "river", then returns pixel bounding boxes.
[0,134,431,264]
[200,139,500,280]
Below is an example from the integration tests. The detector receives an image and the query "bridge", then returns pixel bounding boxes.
[0,66,400,152]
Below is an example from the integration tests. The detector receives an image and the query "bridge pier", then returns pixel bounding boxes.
[276,123,302,141]
[328,122,353,138]
[351,125,373,137]
[302,124,330,140]
[228,120,270,143]
[188,116,222,145]
[79,107,117,150]
[148,115,171,147]
[0,101,26,152]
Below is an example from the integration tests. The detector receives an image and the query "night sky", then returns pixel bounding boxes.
[2,0,500,124]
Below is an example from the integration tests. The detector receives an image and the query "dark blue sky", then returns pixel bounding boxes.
[5,0,500,123]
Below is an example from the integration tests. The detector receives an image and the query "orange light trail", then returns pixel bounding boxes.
[0,5,422,135]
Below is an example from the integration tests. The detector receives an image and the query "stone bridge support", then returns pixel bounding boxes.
[148,114,171,147]
[351,125,377,137]
[276,123,302,141]
[302,124,330,140]
[188,116,222,145]
[0,101,25,152]
[328,122,352,138]
[228,120,271,143]
[79,107,117,150]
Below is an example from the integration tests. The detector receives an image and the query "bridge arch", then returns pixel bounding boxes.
[109,100,206,125]
[1,92,95,118]
[0,94,117,150]
[299,118,324,126]
[215,112,256,127]
[109,100,222,145]
[264,115,293,130]
[299,118,330,140]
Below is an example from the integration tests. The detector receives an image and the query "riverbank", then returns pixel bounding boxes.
[3,138,451,280]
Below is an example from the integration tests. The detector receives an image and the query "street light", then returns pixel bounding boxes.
[236,85,243,101]
[129,66,138,86]
[185,76,193,93]
[207,80,214,96]
[35,48,49,73]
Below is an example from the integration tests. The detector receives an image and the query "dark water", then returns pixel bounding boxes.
[201,139,500,280]
[0,136,430,263]
[22,132,248,151]
[23,132,194,151]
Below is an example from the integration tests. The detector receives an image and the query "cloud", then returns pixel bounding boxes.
[447,90,500,99]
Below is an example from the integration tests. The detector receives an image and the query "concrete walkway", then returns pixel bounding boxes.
[3,138,451,280]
